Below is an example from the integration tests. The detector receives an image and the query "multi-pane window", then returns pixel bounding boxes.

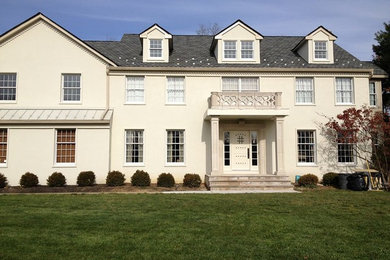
[222,77,259,92]
[56,129,76,164]
[296,78,314,104]
[369,82,377,106]
[251,131,258,166]
[241,41,254,59]
[297,130,316,164]
[62,74,81,102]
[149,39,162,58]
[224,132,230,166]
[0,73,16,101]
[126,77,144,103]
[314,41,327,59]
[0,129,7,164]
[167,130,184,163]
[224,41,236,59]
[125,130,144,163]
[337,133,355,164]
[336,78,354,104]
[167,77,185,104]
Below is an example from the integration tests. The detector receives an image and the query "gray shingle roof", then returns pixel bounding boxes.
[86,35,387,75]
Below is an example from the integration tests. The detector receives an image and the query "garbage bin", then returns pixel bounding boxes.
[295,175,301,184]
[347,174,368,191]
[338,173,349,190]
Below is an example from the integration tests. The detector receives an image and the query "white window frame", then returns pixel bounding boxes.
[61,74,81,103]
[0,73,17,103]
[295,78,315,105]
[166,77,185,105]
[54,129,76,167]
[337,133,356,165]
[297,130,317,166]
[166,129,185,166]
[126,76,145,104]
[149,39,163,59]
[369,82,377,107]
[241,41,254,59]
[335,77,354,105]
[314,41,328,60]
[223,40,237,59]
[0,128,8,167]
[125,129,144,166]
[222,77,259,92]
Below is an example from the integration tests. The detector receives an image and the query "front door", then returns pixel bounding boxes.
[230,131,251,171]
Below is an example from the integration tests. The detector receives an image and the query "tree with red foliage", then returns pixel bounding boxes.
[325,106,390,181]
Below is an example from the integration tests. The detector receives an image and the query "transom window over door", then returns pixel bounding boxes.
[0,129,7,164]
[167,77,185,104]
[56,129,76,164]
[222,77,259,92]
[125,130,144,164]
[336,78,354,104]
[296,78,314,104]
[149,39,162,58]
[167,130,184,163]
[224,41,236,59]
[62,74,81,102]
[314,41,327,59]
[126,76,144,103]
[0,73,16,101]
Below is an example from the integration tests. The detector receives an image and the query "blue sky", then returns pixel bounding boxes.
[1,0,389,61]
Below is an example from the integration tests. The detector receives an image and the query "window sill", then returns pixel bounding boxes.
[165,163,185,167]
[0,101,16,104]
[165,103,186,106]
[124,102,145,105]
[60,102,82,105]
[124,163,145,167]
[335,103,355,106]
[295,103,316,106]
[53,163,76,168]
[297,163,317,167]
[0,163,7,168]
[337,163,357,167]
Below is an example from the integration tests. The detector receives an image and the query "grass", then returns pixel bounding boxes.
[0,190,389,259]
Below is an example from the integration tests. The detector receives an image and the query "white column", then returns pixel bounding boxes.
[211,117,220,175]
[275,117,285,175]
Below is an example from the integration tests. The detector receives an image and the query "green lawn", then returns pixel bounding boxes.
[0,190,389,259]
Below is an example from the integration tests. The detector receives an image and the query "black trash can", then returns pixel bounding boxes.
[347,174,368,191]
[338,174,349,190]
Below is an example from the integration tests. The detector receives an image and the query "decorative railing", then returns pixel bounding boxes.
[209,92,282,109]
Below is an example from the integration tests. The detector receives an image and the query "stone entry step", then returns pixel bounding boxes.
[205,174,294,191]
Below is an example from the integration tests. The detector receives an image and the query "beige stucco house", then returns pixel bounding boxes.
[0,13,387,189]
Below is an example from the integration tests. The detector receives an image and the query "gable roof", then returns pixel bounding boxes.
[0,12,117,66]
[292,25,337,52]
[139,23,172,38]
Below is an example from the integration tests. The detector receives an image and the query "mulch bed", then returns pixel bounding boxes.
[0,183,208,194]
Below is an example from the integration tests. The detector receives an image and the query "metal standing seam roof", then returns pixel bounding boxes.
[85,35,387,75]
[0,109,113,123]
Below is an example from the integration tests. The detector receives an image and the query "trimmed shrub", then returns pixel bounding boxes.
[131,170,151,187]
[47,172,66,187]
[106,171,125,186]
[77,171,95,187]
[322,172,338,187]
[20,172,39,188]
[298,174,318,187]
[0,173,7,188]
[183,173,201,188]
[157,173,175,188]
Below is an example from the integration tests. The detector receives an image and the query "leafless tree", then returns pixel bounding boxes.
[196,23,221,35]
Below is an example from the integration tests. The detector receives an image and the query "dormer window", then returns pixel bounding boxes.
[224,41,236,59]
[149,39,162,58]
[241,41,253,59]
[314,41,327,59]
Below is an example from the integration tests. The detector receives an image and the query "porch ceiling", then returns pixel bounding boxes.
[205,108,289,120]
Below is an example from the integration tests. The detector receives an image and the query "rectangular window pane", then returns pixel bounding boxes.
[369,82,376,106]
[167,77,184,104]
[0,129,7,164]
[167,130,184,163]
[222,77,259,92]
[241,78,258,91]
[56,129,76,163]
[224,132,230,166]
[336,78,353,104]
[222,78,239,91]
[63,74,81,101]
[297,130,315,163]
[337,133,355,163]
[251,131,258,166]
[126,77,144,103]
[224,41,236,59]
[241,41,253,59]
[296,78,314,104]
[126,130,144,163]
[315,41,327,59]
[150,39,162,58]
[0,73,16,101]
